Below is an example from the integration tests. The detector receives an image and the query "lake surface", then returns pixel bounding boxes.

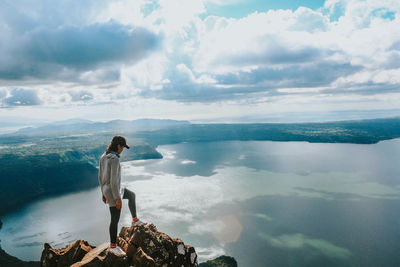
[1,140,400,266]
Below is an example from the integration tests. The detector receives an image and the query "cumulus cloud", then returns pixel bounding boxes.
[1,88,42,107]
[138,1,400,104]
[192,9,331,73]
[0,22,160,81]
[141,60,360,102]
[0,1,161,82]
[27,24,157,67]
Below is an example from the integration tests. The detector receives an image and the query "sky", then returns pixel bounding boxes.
[0,0,400,124]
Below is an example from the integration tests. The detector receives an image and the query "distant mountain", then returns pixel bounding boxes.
[13,119,191,136]
[51,118,93,125]
[0,117,50,129]
[136,117,400,145]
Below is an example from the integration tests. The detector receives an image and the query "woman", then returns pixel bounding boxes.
[98,135,142,254]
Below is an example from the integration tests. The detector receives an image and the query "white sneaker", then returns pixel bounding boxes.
[132,219,145,227]
[108,245,126,256]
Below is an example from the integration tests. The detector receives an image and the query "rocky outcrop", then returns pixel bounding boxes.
[40,223,198,267]
[198,256,237,267]
[40,240,95,267]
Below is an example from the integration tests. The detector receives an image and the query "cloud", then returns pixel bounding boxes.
[157,0,206,32]
[69,90,94,102]
[217,61,360,87]
[2,88,42,106]
[0,22,161,80]
[140,45,359,103]
[142,8,346,103]
[26,24,157,67]
[78,67,121,85]
[192,9,331,73]
[290,7,329,32]
[0,89,6,99]
[1,0,400,115]
[0,0,163,86]
[135,2,400,105]
[0,0,163,108]
[181,160,197,165]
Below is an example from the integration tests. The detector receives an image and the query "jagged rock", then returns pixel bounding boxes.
[118,223,198,267]
[198,256,237,267]
[40,240,95,267]
[41,223,198,267]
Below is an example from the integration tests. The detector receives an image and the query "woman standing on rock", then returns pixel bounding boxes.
[98,135,143,254]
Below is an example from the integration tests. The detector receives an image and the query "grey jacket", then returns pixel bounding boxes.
[98,151,125,207]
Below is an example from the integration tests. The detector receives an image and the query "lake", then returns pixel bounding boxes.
[1,140,400,266]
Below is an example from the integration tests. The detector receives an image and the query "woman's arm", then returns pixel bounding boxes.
[98,158,103,187]
[98,157,106,203]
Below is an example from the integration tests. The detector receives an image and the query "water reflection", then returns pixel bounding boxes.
[153,140,400,186]
[229,194,400,266]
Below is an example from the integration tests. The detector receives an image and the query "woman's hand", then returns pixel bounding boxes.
[116,198,122,210]
[102,195,107,204]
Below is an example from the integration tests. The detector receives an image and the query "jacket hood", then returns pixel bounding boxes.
[105,150,120,159]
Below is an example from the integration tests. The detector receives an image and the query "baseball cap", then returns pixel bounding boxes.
[111,135,130,149]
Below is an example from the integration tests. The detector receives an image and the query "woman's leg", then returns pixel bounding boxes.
[109,206,121,244]
[122,188,137,218]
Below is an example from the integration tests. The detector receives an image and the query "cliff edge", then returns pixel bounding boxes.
[40,222,237,267]
[41,222,198,267]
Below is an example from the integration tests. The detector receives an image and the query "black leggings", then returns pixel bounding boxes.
[109,188,137,244]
